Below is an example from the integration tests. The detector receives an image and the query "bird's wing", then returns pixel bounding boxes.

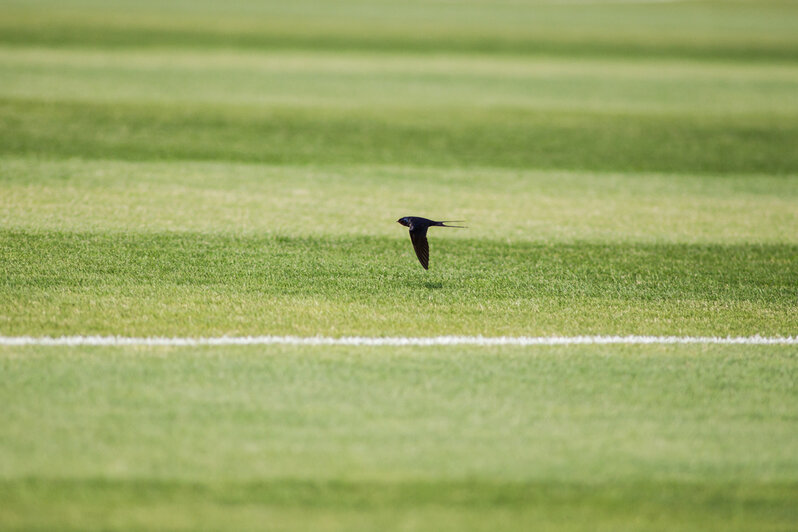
[409,227,429,270]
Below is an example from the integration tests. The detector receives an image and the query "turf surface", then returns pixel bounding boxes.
[1,0,797,530]
[3,230,796,337]
[1,345,797,531]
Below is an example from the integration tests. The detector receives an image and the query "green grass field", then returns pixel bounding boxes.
[1,0,797,530]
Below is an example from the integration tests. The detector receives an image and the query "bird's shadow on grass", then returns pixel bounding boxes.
[396,278,444,290]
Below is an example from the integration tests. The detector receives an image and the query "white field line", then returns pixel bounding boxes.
[0,335,795,347]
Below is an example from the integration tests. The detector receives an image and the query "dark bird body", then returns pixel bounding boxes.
[397,216,464,270]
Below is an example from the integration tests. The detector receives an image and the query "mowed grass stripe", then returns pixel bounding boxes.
[2,47,798,115]
[2,1,798,62]
[1,344,796,530]
[2,231,795,336]
[5,231,794,303]
[2,99,797,173]
[2,479,796,532]
[2,344,796,484]
[3,158,796,244]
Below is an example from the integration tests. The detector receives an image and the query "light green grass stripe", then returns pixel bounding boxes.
[2,344,796,484]
[2,46,797,114]
[1,344,796,531]
[3,158,796,244]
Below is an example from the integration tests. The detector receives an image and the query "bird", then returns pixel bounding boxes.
[396,216,465,270]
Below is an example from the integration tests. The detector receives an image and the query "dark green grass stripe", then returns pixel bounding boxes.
[3,478,796,510]
[4,231,795,336]
[2,26,797,63]
[1,479,796,531]
[2,99,797,174]
[3,231,795,304]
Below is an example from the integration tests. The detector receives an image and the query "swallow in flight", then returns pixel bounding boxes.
[396,216,465,270]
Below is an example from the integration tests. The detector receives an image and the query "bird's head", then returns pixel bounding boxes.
[397,217,410,227]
